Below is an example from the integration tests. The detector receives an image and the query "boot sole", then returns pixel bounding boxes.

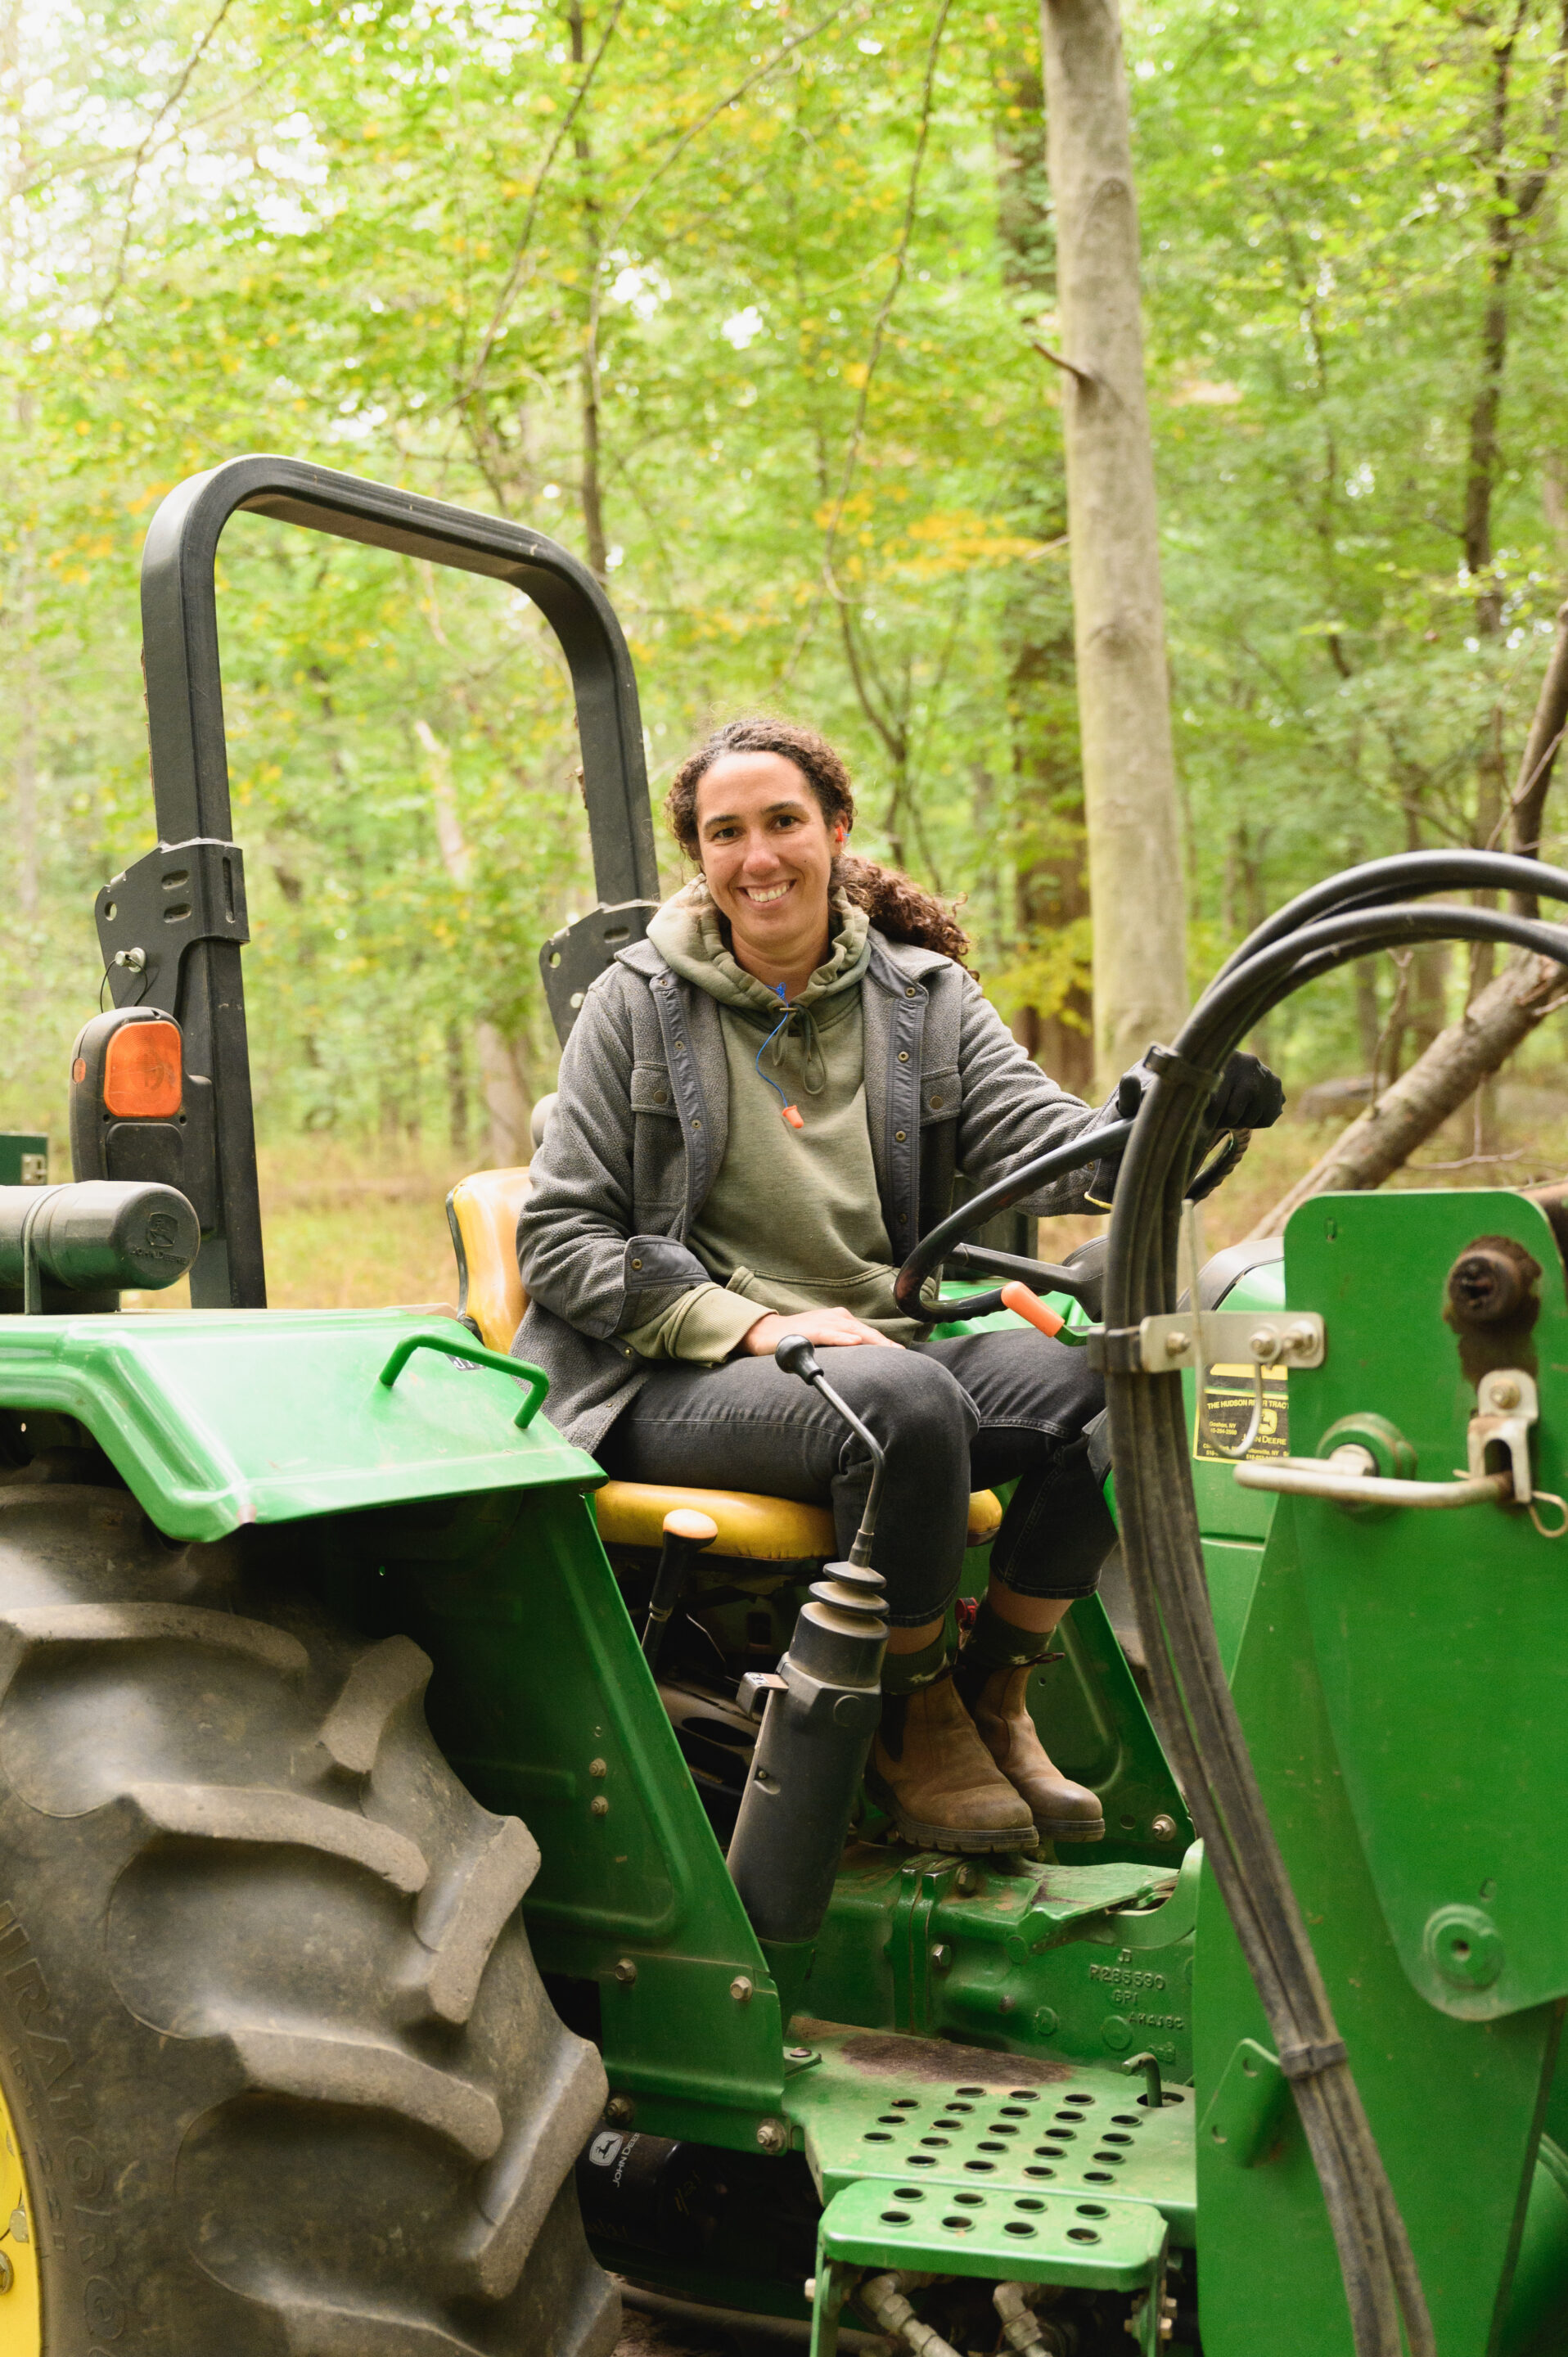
[1035,1815,1106,1844]
[864,1767,1036,1855]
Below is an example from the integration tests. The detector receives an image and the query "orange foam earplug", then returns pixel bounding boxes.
[781,1104,804,1129]
[1000,1280,1064,1337]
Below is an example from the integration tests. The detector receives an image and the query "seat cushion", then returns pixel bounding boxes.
[447,1167,531,1354]
[594,1480,1003,1561]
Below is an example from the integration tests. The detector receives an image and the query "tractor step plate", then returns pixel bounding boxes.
[785,2019,1194,2242]
[816,2169,1168,2285]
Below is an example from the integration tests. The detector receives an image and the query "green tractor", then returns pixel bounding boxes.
[2,455,1566,2357]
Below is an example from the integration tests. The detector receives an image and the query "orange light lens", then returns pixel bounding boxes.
[102,1021,182,1118]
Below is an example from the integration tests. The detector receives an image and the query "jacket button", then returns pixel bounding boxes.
[898,1212,908,1224]
[631,1258,642,1270]
[894,1129,907,1144]
[654,1091,668,1104]
[929,1094,944,1109]
[905,986,917,998]
[692,1118,703,1129]
[897,1050,910,1064]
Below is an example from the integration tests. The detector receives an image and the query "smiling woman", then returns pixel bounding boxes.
[520,715,1138,1854]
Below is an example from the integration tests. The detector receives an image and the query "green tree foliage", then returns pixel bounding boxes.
[3,0,1568,1149]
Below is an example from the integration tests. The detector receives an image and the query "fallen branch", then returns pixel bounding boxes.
[1246,602,1568,1237]
[1243,951,1568,1239]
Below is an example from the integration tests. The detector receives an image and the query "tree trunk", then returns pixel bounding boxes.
[476,1023,534,1167]
[995,55,1093,1093]
[1039,0,1186,1091]
[1508,597,1568,906]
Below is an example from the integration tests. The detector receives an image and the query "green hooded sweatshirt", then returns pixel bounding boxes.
[624,877,925,1362]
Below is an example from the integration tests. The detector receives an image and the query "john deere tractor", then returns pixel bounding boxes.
[2,455,1566,2357]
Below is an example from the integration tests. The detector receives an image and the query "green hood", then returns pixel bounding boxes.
[647,877,871,1012]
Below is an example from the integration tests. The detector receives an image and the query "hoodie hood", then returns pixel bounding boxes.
[647,876,872,1012]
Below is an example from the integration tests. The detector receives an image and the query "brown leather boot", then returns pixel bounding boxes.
[865,1671,1038,1854]
[964,1661,1105,1844]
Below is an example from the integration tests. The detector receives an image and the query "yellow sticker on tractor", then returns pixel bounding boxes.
[1193,1361,1291,1462]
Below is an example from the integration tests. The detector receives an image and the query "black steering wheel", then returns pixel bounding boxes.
[890,1119,1133,1326]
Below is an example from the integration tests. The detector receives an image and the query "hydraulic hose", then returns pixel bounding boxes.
[1205,847,1568,990]
[1105,854,1568,2357]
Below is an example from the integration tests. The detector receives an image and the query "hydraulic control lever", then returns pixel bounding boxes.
[771,1332,885,1562]
[725,1337,890,1967]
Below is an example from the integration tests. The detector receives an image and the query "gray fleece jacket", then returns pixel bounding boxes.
[515,923,1111,1458]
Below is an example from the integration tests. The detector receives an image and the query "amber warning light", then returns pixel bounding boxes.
[101,1021,182,1118]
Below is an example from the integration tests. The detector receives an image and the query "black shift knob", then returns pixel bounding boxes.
[774,1332,823,1385]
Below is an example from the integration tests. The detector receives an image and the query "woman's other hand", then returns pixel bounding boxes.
[738,1308,901,1355]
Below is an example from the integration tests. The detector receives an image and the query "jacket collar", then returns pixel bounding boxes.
[617,934,669,980]
[865,930,951,989]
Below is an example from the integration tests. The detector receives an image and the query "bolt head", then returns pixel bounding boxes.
[1249,1327,1277,1361]
[1285,1320,1318,1354]
[1164,1330,1189,1357]
[614,1956,638,1985]
[1492,1377,1521,1409]
[590,1795,610,1818]
[730,1974,753,2003]
[803,2277,817,2304]
[953,1864,982,1895]
[786,2045,814,2062]
[605,2094,634,2125]
[930,1941,952,1973]
[1151,1814,1178,1843]
[588,1757,607,1778]
[756,2118,788,2152]
[0,2250,13,2294]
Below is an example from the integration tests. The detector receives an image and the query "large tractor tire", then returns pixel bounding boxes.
[0,1470,619,2357]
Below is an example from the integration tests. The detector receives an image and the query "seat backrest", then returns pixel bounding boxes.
[447,1166,532,1353]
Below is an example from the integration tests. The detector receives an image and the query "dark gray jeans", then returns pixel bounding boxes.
[599,1328,1114,1627]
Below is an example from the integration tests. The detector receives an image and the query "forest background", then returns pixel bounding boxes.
[5,0,1568,1307]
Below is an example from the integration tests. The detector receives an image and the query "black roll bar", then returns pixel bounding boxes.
[115,453,658,1308]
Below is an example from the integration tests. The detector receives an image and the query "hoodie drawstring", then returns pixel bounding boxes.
[754,999,828,1128]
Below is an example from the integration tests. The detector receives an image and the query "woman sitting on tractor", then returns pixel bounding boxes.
[519,717,1282,1853]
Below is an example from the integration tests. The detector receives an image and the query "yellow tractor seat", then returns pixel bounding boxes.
[447,1165,532,1352]
[595,1480,1003,1560]
[446,1165,1004,1557]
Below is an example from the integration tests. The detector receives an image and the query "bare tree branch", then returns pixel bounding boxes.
[97,0,237,324]
[782,0,954,682]
[462,0,628,401]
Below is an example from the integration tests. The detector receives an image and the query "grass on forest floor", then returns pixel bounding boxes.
[121,1076,1568,1316]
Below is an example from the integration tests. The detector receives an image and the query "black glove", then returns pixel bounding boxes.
[1208,1050,1285,1134]
[1083,1050,1284,1210]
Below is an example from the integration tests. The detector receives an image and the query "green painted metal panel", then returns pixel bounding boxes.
[0,1309,600,1539]
[1193,1496,1561,2357]
[364,1484,789,2152]
[1285,1191,1568,2019]
[803,1845,1199,2088]
[0,1137,47,1185]
[1200,1538,1264,1680]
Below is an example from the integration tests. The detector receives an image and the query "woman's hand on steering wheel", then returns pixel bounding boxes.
[737,1308,902,1356]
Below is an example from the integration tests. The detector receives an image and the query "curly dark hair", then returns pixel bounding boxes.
[665,716,973,967]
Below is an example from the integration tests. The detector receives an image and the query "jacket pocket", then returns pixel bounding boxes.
[919,1066,962,1126]
[630,1062,677,1115]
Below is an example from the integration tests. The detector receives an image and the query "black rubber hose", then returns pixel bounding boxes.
[1106,877,1568,2357]
[1206,847,1568,989]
